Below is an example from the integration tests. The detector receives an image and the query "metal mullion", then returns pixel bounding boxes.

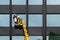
[26,0,29,35]
[42,0,47,40]
[9,0,12,40]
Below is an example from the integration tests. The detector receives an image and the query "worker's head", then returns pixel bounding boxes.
[17,16,20,18]
[13,14,17,19]
[17,16,22,22]
[13,14,22,23]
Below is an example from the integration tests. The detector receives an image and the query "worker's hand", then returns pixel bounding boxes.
[15,24,18,25]
[20,24,23,25]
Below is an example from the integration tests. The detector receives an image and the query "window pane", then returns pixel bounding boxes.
[12,36,24,40]
[12,14,26,27]
[12,0,26,5]
[29,0,42,5]
[47,0,60,5]
[0,36,9,40]
[47,14,60,27]
[47,36,49,40]
[0,0,9,5]
[29,36,42,40]
[47,36,60,40]
[0,15,9,27]
[12,36,42,40]
[28,14,42,27]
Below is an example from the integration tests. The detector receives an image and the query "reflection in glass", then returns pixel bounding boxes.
[0,15,9,27]
[29,15,42,27]
[0,36,9,40]
[47,0,60,5]
[29,0,42,5]
[12,36,24,40]
[29,36,42,40]
[12,0,26,5]
[0,0,9,5]
[12,36,42,40]
[47,15,60,27]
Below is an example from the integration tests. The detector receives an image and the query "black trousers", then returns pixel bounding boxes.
[15,25,23,30]
[14,25,25,36]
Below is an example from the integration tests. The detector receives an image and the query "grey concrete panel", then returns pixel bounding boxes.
[28,5,42,13]
[0,5,60,13]
[0,27,42,36]
[47,5,60,13]
[28,27,42,36]
[12,5,26,13]
[0,5,9,13]
[47,27,60,36]
[0,27,9,36]
[0,27,60,36]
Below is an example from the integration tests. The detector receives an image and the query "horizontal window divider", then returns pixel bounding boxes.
[46,13,60,14]
[0,34,42,36]
[0,26,42,28]
[0,13,42,14]
[0,13,60,14]
[46,26,60,28]
[28,13,42,14]
[1,13,60,14]
[0,35,42,36]
[0,27,60,28]
[0,35,9,36]
[0,26,60,28]
[12,34,42,36]
[0,13,10,14]
[28,26,42,27]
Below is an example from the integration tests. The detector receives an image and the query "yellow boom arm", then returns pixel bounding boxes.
[23,25,29,40]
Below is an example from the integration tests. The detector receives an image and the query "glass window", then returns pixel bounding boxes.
[12,0,26,5]
[0,14,9,27]
[47,14,60,27]
[29,0,42,5]
[47,36,49,40]
[47,36,60,40]
[29,36,42,40]
[12,36,42,40]
[0,0,9,5]
[12,36,24,40]
[47,0,60,5]
[12,14,26,27]
[0,36,9,40]
[28,14,42,27]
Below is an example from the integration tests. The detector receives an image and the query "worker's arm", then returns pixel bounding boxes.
[22,20,24,25]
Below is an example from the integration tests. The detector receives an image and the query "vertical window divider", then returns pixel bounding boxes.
[42,0,47,40]
[26,0,29,35]
[9,0,12,40]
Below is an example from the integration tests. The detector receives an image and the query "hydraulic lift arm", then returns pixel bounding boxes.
[23,25,29,40]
